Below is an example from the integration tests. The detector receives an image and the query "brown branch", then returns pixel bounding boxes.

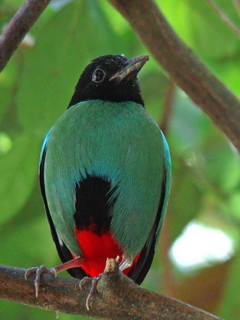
[109,0,240,151]
[206,0,240,38]
[232,0,240,16]
[159,215,177,298]
[0,0,51,72]
[159,80,175,134]
[0,262,222,320]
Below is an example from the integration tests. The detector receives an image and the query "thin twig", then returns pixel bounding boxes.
[109,0,240,151]
[159,215,177,297]
[206,0,240,38]
[159,80,175,134]
[232,0,240,16]
[0,263,222,320]
[0,0,51,72]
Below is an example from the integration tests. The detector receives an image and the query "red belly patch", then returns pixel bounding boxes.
[74,226,140,277]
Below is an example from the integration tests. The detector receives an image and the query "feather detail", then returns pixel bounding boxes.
[43,99,169,260]
[73,226,140,277]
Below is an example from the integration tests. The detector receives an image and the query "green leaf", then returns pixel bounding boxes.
[168,89,211,151]
[167,165,203,241]
[16,1,124,138]
[228,192,240,220]
[202,137,240,193]
[0,59,17,122]
[141,71,168,121]
[210,58,240,98]
[218,252,240,319]
[158,0,240,98]
[159,0,239,60]
[0,133,40,224]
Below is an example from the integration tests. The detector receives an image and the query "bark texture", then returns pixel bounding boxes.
[0,263,222,320]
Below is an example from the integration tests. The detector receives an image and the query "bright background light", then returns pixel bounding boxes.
[169,221,235,272]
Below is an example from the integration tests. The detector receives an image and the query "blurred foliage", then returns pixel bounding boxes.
[0,0,240,319]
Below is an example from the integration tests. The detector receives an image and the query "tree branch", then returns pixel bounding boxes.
[159,80,175,134]
[0,263,222,320]
[1,0,240,151]
[206,0,240,38]
[109,0,240,151]
[0,0,51,72]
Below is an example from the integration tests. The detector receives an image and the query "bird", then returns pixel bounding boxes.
[25,54,171,308]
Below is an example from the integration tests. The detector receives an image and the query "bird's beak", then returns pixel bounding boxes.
[109,55,149,83]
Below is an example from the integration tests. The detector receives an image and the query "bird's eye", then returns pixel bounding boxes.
[92,68,106,83]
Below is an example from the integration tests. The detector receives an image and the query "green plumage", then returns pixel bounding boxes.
[44,99,170,258]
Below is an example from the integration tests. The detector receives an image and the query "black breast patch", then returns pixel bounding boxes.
[74,176,114,234]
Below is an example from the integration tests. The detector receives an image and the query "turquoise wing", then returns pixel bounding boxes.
[156,131,171,239]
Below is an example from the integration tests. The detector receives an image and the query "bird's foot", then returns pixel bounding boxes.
[79,276,101,310]
[24,257,84,298]
[24,265,57,298]
[78,257,123,310]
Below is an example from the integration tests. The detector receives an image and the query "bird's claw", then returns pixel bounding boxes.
[79,276,92,290]
[24,265,57,298]
[79,276,101,310]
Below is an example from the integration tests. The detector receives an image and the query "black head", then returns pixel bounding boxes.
[68,54,149,108]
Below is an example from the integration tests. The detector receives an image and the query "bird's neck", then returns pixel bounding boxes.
[68,82,144,108]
